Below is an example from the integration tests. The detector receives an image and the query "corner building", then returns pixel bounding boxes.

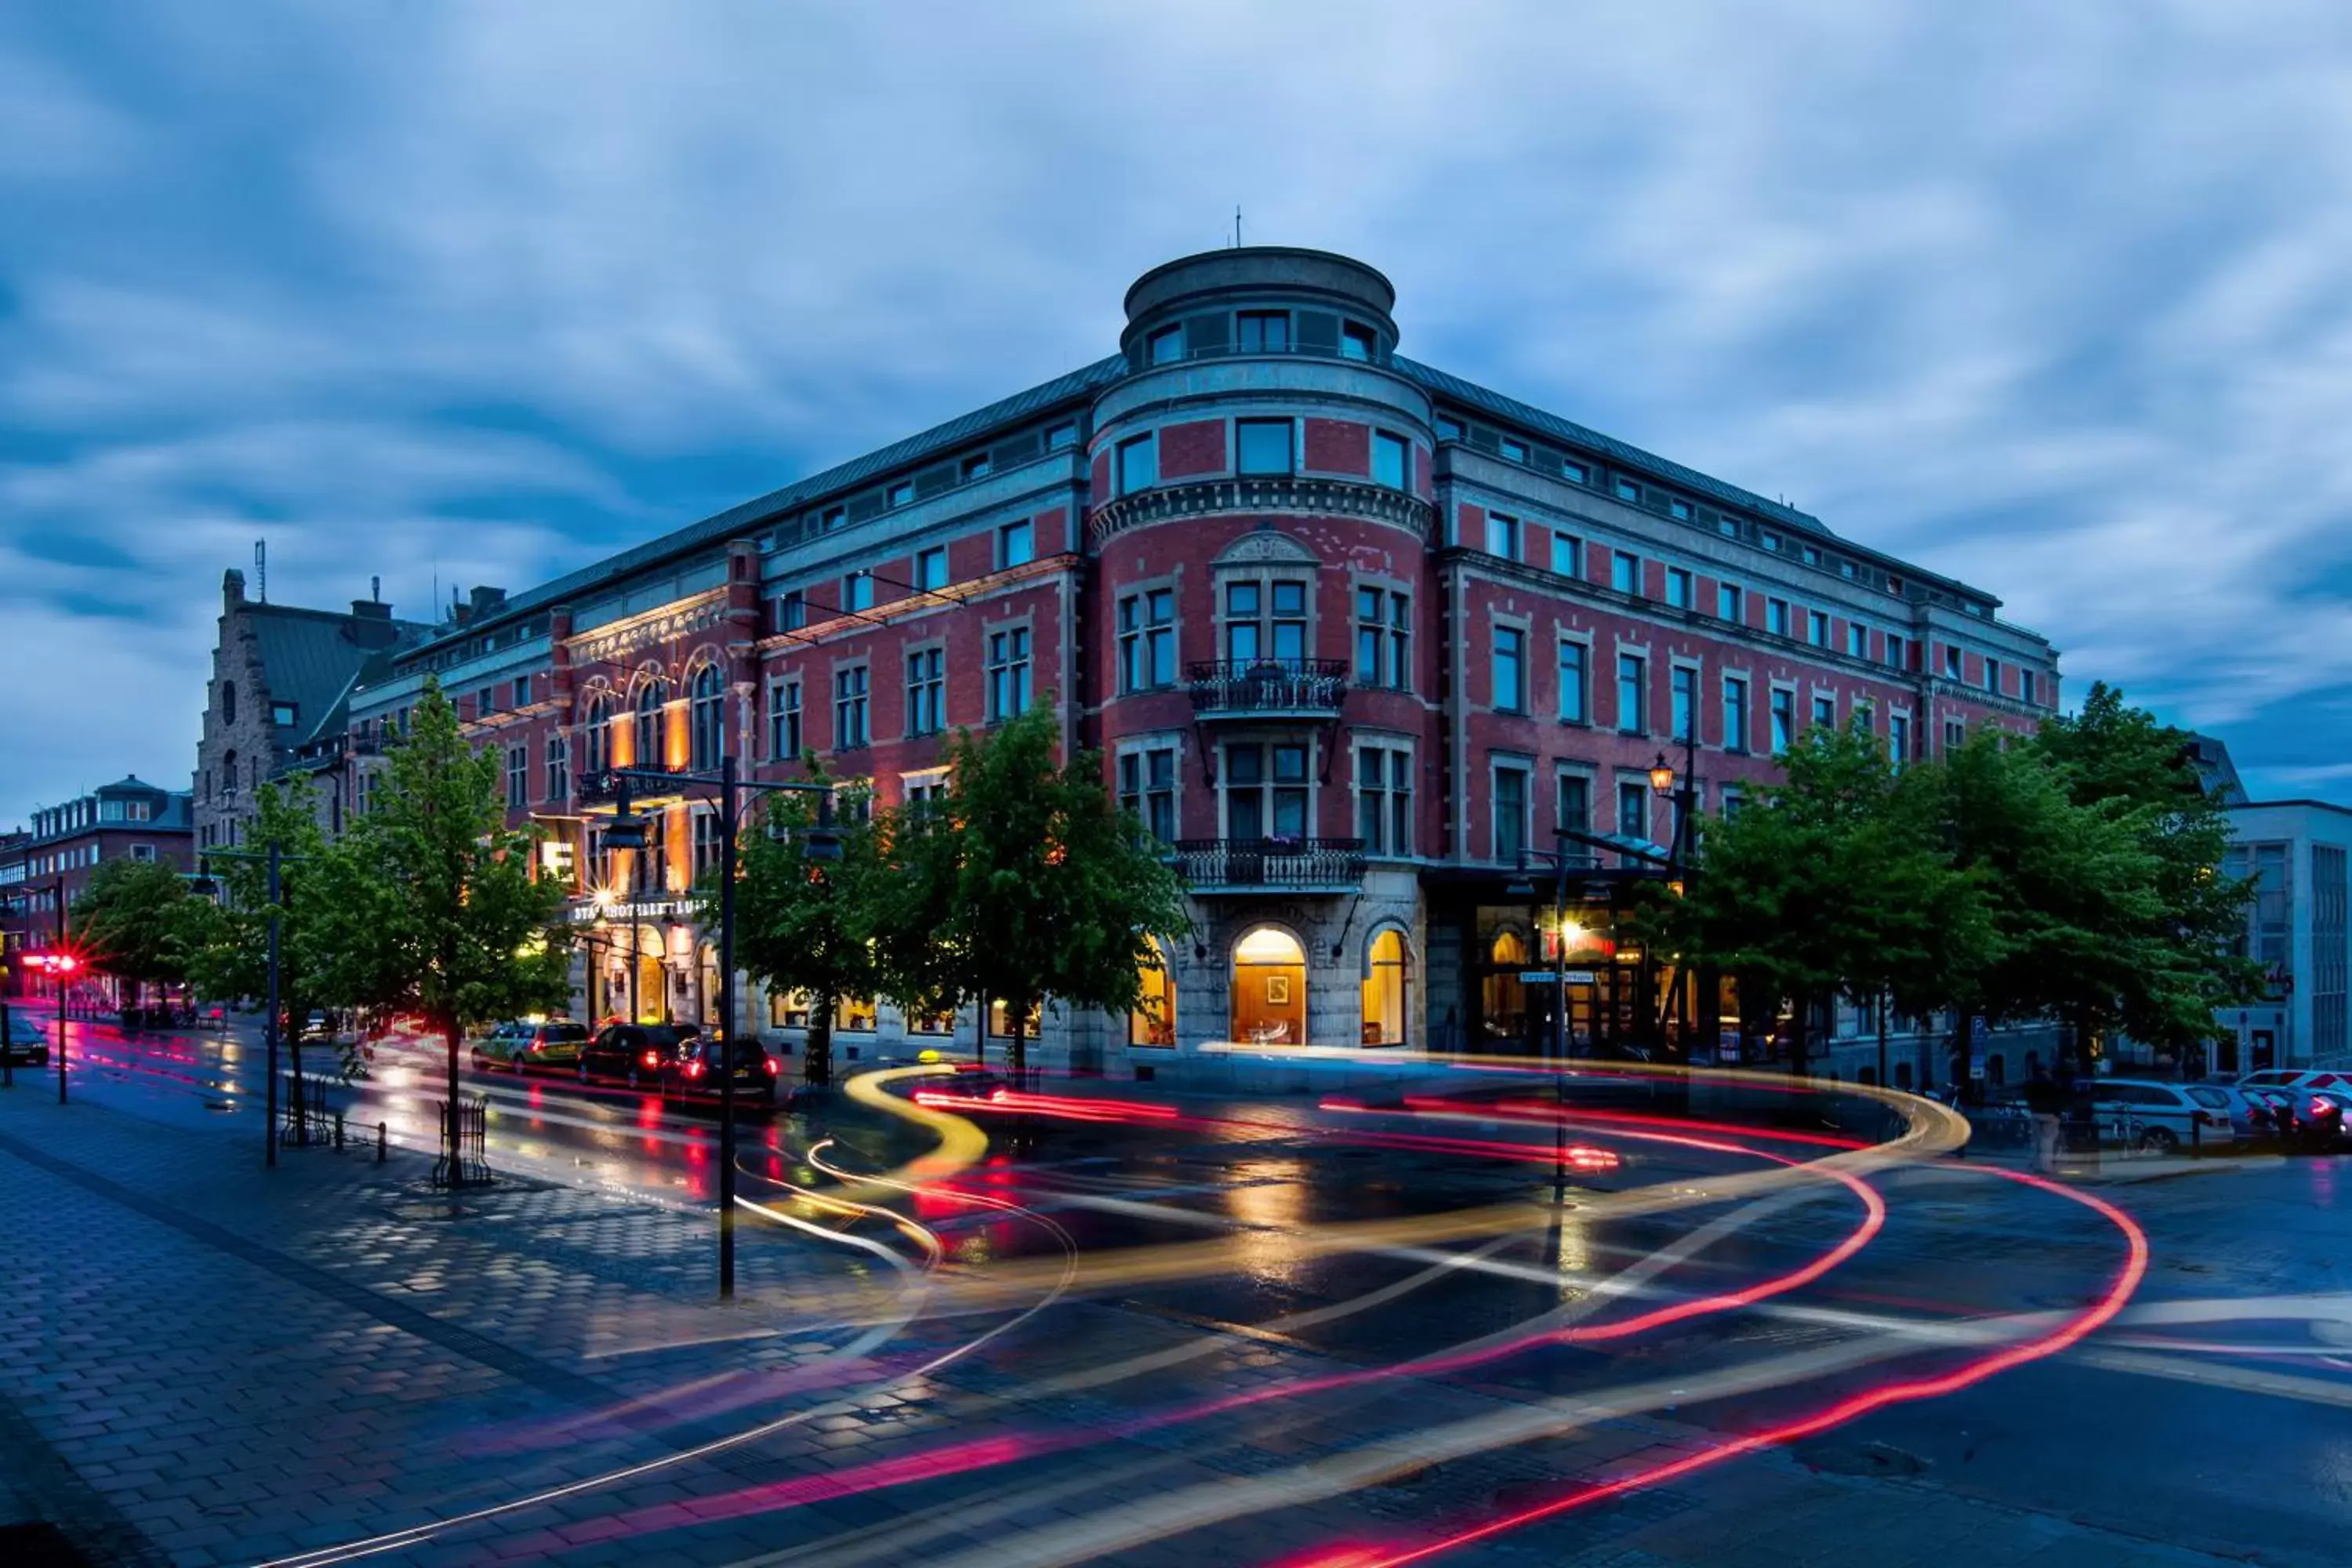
[345,249,2060,1080]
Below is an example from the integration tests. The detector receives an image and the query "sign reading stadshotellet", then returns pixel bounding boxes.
[569,898,691,924]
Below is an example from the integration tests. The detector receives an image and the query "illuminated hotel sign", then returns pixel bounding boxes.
[568,594,726,666]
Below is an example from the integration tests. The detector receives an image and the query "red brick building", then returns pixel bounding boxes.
[341,248,2059,1082]
[1,777,194,1002]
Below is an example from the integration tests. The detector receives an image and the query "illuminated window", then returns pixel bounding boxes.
[1231,926,1306,1045]
[1361,928,1409,1047]
[1131,937,1175,1047]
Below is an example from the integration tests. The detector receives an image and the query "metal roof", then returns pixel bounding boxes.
[407,354,1130,660]
[1392,355,1831,536]
[246,606,427,745]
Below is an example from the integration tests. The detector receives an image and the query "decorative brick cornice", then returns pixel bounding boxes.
[1087,476,1434,545]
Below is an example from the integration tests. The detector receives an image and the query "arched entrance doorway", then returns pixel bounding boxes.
[1231,926,1305,1045]
[1483,930,1528,1047]
[1131,937,1175,1047]
[1361,928,1409,1046]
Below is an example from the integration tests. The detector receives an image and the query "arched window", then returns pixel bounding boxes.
[584,695,612,775]
[222,749,239,798]
[634,677,668,769]
[1230,926,1305,1045]
[1360,927,1409,1047]
[220,681,237,724]
[1131,937,1175,1047]
[1483,930,1527,1045]
[689,663,724,772]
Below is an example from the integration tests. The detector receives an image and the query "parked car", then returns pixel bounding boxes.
[655,1036,781,1105]
[2248,1085,2352,1149]
[1,1012,48,1066]
[576,1023,702,1089]
[2088,1078,2238,1153]
[475,1021,588,1073]
[2237,1069,2352,1096]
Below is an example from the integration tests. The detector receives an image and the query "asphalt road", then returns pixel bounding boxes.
[15,1007,2352,1566]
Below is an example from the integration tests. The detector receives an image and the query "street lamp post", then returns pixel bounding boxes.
[601,761,837,1299]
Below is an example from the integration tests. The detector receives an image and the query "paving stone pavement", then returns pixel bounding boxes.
[0,1080,2267,1568]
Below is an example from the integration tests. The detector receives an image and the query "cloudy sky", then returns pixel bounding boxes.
[5,2,2352,826]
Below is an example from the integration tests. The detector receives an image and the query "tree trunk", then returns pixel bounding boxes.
[805,990,834,1088]
[1788,991,1809,1079]
[443,1014,463,1217]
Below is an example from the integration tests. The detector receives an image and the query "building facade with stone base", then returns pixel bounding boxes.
[336,247,2062,1082]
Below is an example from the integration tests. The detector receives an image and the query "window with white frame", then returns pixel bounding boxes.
[1889,713,1911,771]
[1617,652,1646,735]
[1119,588,1177,691]
[1118,746,1178,842]
[998,518,1034,568]
[689,663,725,771]
[1845,622,1866,658]
[1117,434,1156,495]
[1353,586,1410,690]
[1558,771,1592,847]
[1719,583,1743,621]
[985,626,1032,720]
[692,808,722,877]
[1223,742,1308,840]
[1665,568,1693,608]
[1617,779,1650,844]
[1552,530,1583,577]
[833,666,869,750]
[1237,418,1293,475]
[769,678,800,763]
[1766,597,1790,637]
[1493,625,1526,712]
[1807,610,1829,647]
[1223,578,1308,666]
[1812,693,1836,730]
[1486,511,1519,559]
[1886,632,1907,670]
[906,647,945,735]
[903,769,949,814]
[1356,742,1413,857]
[1559,638,1588,724]
[1492,764,1528,861]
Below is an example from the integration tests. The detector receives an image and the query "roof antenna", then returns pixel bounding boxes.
[1235,204,1243,248]
[253,539,267,604]
[371,574,381,603]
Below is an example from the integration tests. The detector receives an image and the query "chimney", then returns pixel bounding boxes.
[350,593,397,648]
[469,585,508,617]
[223,568,246,609]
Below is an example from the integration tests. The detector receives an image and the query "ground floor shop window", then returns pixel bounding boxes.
[1131,938,1175,1046]
[1231,926,1306,1044]
[768,989,810,1029]
[836,996,876,1033]
[989,999,1043,1038]
[1361,927,1409,1046]
[1483,930,1528,1044]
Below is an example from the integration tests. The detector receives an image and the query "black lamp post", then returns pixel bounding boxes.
[601,760,839,1299]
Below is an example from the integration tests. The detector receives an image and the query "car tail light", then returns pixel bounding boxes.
[686,1061,705,1079]
[2310,1098,2332,1120]
[764,1057,779,1076]
[641,1050,660,1068]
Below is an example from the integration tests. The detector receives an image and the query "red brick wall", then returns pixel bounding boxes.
[1304,418,1370,476]
[1157,420,1225,479]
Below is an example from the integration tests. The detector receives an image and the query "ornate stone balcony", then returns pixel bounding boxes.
[1171,837,1367,894]
[1088,475,1435,544]
[1185,658,1348,718]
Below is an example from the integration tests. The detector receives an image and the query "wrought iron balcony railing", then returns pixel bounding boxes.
[1171,837,1366,892]
[1185,658,1348,715]
[575,764,697,809]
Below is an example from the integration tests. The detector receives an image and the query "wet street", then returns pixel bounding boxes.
[8,1011,2352,1566]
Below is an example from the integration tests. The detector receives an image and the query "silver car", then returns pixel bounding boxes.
[2092,1078,2238,1153]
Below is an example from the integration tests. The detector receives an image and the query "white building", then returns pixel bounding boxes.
[2219,800,2352,1073]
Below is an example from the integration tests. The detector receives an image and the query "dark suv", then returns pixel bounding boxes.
[577,1023,701,1089]
[658,1036,780,1106]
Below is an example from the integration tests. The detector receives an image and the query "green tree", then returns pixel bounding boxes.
[1983,683,2263,1071]
[1661,724,1998,1077]
[176,779,344,1070]
[71,855,194,1008]
[301,679,569,1195]
[710,762,882,1089]
[881,703,1189,1077]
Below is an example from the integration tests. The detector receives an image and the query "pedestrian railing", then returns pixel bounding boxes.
[430,1096,493,1189]
[280,1073,332,1149]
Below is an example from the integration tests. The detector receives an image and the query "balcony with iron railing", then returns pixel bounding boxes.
[1185,659,1348,717]
[575,764,698,811]
[1170,837,1366,894]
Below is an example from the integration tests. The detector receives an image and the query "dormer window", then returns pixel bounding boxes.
[961,452,991,481]
[1147,325,1185,365]
[1500,437,1528,464]
[1340,322,1377,362]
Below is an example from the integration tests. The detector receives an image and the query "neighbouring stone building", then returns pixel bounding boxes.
[323,246,2063,1085]
[191,569,424,852]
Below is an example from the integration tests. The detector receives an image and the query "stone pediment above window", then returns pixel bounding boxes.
[1210,529,1321,569]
